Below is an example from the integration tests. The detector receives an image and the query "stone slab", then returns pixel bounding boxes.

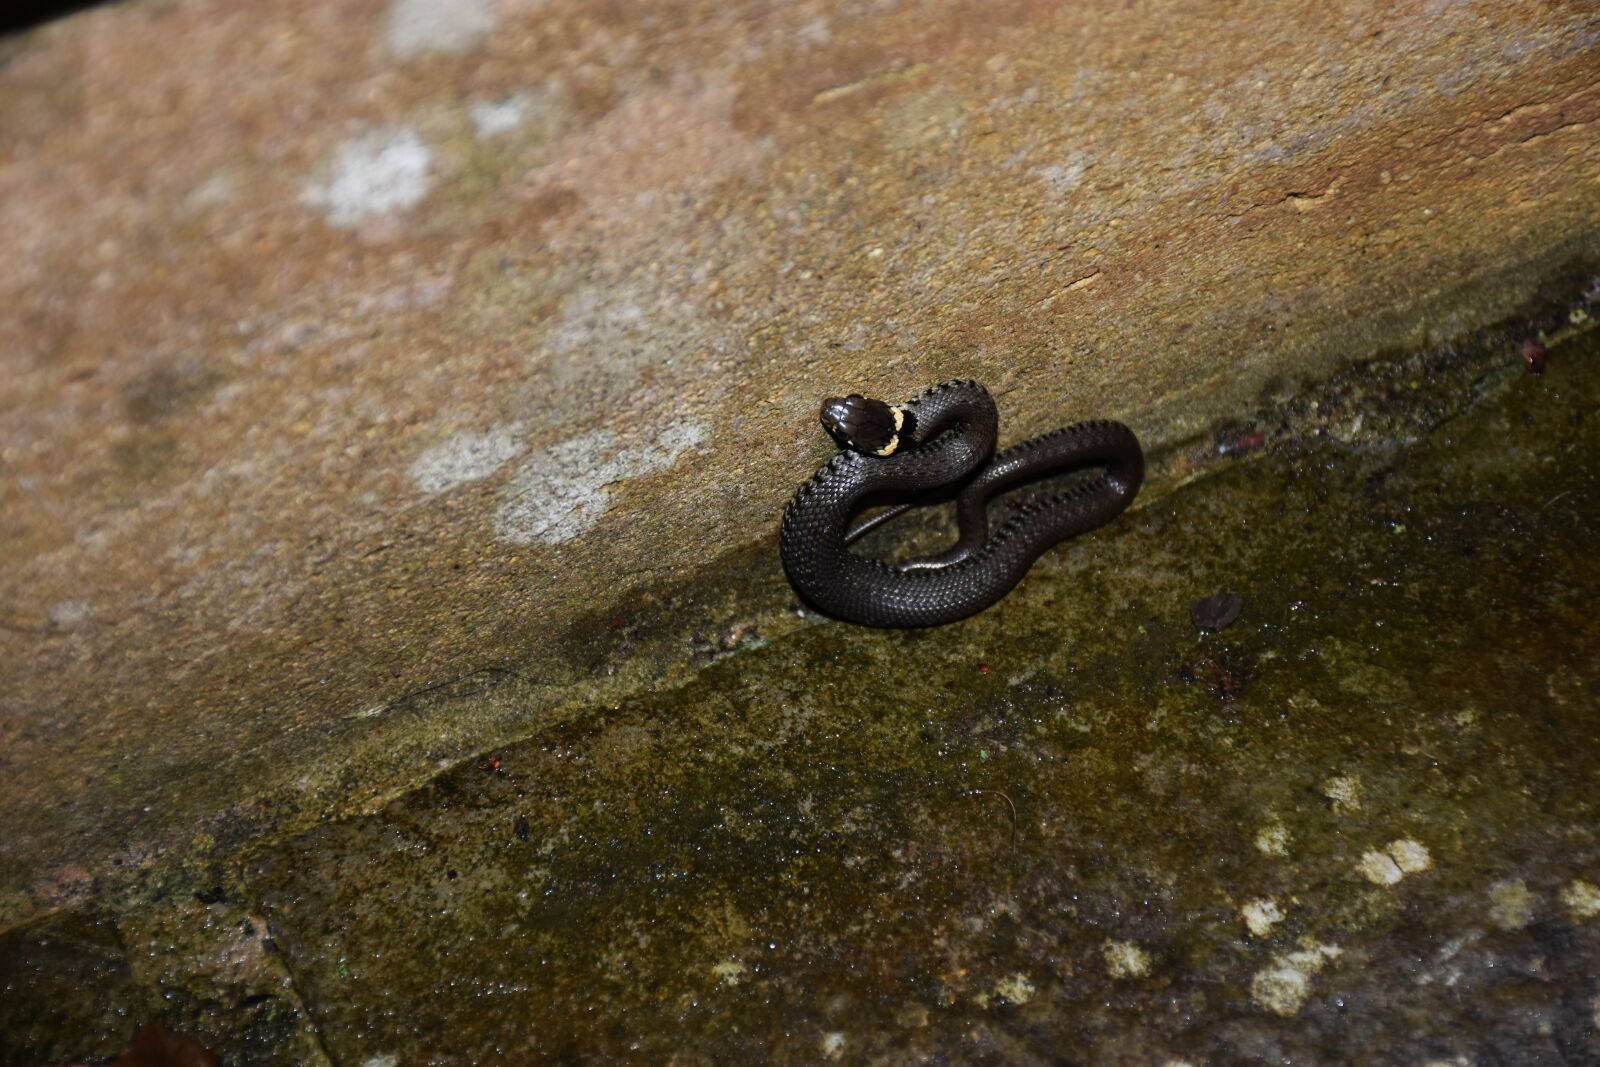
[2,0,1597,933]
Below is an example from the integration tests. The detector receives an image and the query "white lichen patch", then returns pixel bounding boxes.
[1250,940,1343,1016]
[820,1032,845,1060]
[493,430,611,544]
[1357,850,1404,886]
[1242,898,1285,937]
[1322,774,1363,814]
[470,93,534,139]
[495,421,709,545]
[1559,879,1600,920]
[1359,838,1433,886]
[1488,878,1534,931]
[360,1057,399,1067]
[1103,939,1151,979]
[471,85,568,144]
[1387,838,1432,874]
[185,171,235,211]
[1255,821,1291,856]
[385,0,497,58]
[302,126,433,227]
[47,599,92,630]
[409,427,522,493]
[1035,158,1090,194]
[542,283,650,372]
[993,972,1035,1004]
[711,959,746,986]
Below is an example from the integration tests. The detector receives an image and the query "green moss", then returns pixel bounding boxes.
[228,326,1600,1062]
[8,293,1599,1063]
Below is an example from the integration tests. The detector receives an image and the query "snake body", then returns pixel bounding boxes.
[779,380,1143,628]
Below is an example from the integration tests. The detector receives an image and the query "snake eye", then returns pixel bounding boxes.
[821,394,900,455]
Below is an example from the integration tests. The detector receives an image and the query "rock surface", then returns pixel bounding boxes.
[0,0,1597,1020]
[5,297,1598,1066]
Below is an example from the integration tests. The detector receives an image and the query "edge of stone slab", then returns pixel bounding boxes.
[1,244,1595,1067]
[2,234,1598,943]
[1130,227,1600,463]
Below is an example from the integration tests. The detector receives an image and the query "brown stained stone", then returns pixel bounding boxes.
[0,0,1597,926]
[242,334,1600,1064]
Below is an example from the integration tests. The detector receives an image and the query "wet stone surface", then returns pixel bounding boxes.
[2,0,1598,1059]
[3,0,1598,919]
[218,334,1600,1064]
[0,908,144,1065]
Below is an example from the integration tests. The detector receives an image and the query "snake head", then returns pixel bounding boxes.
[820,394,908,457]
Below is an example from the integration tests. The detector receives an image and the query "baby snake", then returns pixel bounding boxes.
[779,379,1143,627]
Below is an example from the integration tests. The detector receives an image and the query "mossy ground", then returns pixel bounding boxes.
[4,316,1599,1064]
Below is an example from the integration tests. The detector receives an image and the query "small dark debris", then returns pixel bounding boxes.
[1216,429,1267,457]
[447,869,459,880]
[112,1022,220,1067]
[1191,592,1244,633]
[691,622,765,662]
[1521,339,1547,374]
[1178,645,1257,702]
[192,885,226,905]
[513,815,530,842]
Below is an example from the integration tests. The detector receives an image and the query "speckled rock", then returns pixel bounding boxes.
[0,0,1597,1004]
[8,316,1593,1065]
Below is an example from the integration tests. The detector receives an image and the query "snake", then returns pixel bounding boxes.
[779,379,1143,628]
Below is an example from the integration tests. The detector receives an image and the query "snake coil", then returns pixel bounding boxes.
[779,380,1143,627]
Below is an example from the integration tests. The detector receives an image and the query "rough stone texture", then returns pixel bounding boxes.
[7,308,1595,1064]
[0,907,144,1064]
[0,0,1597,982]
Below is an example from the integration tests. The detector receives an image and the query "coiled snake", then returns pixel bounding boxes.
[779,380,1143,627]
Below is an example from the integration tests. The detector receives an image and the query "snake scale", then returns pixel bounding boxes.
[779,380,1143,628]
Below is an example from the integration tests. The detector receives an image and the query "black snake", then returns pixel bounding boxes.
[779,380,1143,627]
